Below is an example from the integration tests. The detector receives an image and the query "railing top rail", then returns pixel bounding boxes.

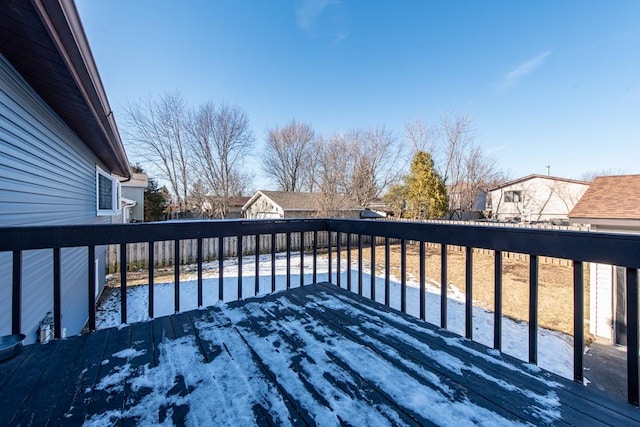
[0,219,328,251]
[2,218,640,268]
[329,219,640,269]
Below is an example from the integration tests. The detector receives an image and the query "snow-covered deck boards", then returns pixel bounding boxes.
[2,283,639,426]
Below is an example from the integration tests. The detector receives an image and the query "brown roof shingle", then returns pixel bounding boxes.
[569,175,640,220]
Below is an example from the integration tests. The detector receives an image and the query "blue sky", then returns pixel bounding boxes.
[76,0,640,189]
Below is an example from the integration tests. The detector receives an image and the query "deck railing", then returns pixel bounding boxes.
[1,219,639,404]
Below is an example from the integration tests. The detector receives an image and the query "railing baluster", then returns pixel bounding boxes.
[401,239,406,313]
[384,237,390,306]
[197,238,203,307]
[328,232,333,283]
[174,239,180,313]
[347,233,352,292]
[370,235,376,302]
[494,250,503,351]
[12,250,22,334]
[419,241,425,321]
[286,232,291,290]
[255,234,260,296]
[313,231,318,284]
[219,237,224,301]
[238,235,243,300]
[300,232,304,287]
[87,246,96,331]
[358,234,363,296]
[573,260,584,383]
[441,244,447,329]
[529,255,539,364]
[54,247,62,338]
[627,267,639,405]
[120,243,127,325]
[465,246,473,339]
[149,242,155,318]
[271,233,276,293]
[337,232,342,288]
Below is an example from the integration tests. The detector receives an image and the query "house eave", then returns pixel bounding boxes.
[1,0,130,177]
[569,217,640,229]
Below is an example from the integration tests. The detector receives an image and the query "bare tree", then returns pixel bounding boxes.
[345,126,406,207]
[579,168,627,182]
[406,114,502,218]
[190,103,254,218]
[314,135,350,216]
[263,120,315,191]
[405,119,438,154]
[124,91,191,210]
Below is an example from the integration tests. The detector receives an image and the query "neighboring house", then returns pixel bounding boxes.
[114,173,148,223]
[226,196,250,219]
[448,183,488,220]
[0,0,130,342]
[569,175,640,346]
[243,190,362,219]
[488,174,590,222]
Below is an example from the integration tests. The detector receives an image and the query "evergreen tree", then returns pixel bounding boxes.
[405,151,448,219]
[144,178,169,222]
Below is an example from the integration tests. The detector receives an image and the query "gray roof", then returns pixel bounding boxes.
[251,191,362,211]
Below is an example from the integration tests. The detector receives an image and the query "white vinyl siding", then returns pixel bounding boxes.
[0,53,110,343]
[590,262,613,341]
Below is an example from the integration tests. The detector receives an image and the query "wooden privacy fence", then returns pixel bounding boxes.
[106,231,366,273]
[107,233,571,272]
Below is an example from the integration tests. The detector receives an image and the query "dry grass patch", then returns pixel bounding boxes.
[334,243,590,339]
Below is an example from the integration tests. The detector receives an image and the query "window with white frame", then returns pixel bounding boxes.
[504,190,522,203]
[96,166,121,215]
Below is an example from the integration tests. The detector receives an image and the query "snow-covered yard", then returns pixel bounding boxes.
[97,252,575,380]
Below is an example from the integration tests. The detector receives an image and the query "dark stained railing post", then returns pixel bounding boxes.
[197,238,203,307]
[218,237,224,301]
[419,241,425,321]
[573,260,584,383]
[384,237,390,306]
[271,233,276,293]
[87,245,96,331]
[238,235,243,299]
[370,235,376,301]
[529,255,539,364]
[627,267,639,405]
[441,244,448,329]
[337,232,342,288]
[401,240,407,313]
[120,243,127,325]
[174,239,180,313]
[149,242,155,318]
[255,234,260,295]
[12,250,22,334]
[286,232,291,290]
[347,233,352,292]
[54,247,62,338]
[465,246,473,340]
[313,230,318,284]
[494,251,503,351]
[358,234,363,296]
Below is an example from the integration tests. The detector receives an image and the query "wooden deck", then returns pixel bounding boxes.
[1,283,639,426]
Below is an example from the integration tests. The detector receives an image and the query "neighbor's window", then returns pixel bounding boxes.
[96,166,121,215]
[504,190,522,203]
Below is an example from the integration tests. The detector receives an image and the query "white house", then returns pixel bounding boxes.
[115,173,148,223]
[243,190,362,219]
[0,0,129,342]
[569,175,640,346]
[488,174,590,222]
